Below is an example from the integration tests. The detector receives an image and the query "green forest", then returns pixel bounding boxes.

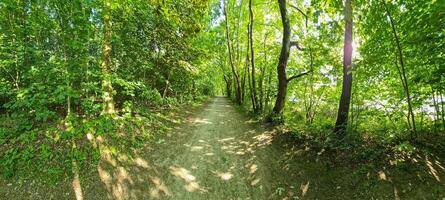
[0,0,444,199]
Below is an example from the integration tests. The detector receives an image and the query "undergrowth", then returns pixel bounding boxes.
[0,96,209,182]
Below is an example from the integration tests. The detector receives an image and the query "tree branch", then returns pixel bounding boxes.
[286,70,312,82]
[290,41,305,51]
[289,4,308,27]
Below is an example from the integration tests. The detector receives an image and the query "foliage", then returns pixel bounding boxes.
[0,0,215,178]
[0,0,444,186]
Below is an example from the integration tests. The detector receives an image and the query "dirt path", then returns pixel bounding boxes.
[86,97,284,200]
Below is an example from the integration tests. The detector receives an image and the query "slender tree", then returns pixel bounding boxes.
[223,0,242,105]
[248,0,259,112]
[382,0,417,138]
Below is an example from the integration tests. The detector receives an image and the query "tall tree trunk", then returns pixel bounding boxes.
[245,33,255,111]
[248,0,259,112]
[272,0,291,117]
[265,66,273,113]
[223,0,242,105]
[101,0,115,115]
[334,0,353,134]
[241,62,247,102]
[383,0,417,138]
[259,34,268,112]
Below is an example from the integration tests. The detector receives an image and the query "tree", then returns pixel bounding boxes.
[248,0,259,112]
[382,0,417,138]
[334,0,353,134]
[100,0,115,115]
[271,0,311,121]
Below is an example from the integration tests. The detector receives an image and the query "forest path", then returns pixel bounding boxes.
[79,97,445,200]
[91,97,286,199]
[3,97,441,199]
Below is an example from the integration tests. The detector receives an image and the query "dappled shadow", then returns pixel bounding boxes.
[272,131,445,199]
[63,97,445,200]
[75,97,281,199]
[96,149,171,200]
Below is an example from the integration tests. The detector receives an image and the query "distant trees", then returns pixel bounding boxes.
[223,0,242,105]
[0,0,214,124]
[216,0,444,139]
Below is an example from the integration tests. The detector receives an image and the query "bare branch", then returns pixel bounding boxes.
[289,4,308,27]
[286,70,312,83]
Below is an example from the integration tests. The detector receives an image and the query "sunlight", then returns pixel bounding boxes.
[217,172,233,181]
[352,39,362,59]
[394,187,401,200]
[192,118,213,124]
[149,177,171,199]
[72,160,83,200]
[170,166,198,183]
[378,170,387,181]
[184,182,201,192]
[300,181,310,197]
[249,164,258,174]
[191,146,204,151]
[425,156,441,182]
[134,157,149,169]
[252,133,273,147]
[251,178,261,186]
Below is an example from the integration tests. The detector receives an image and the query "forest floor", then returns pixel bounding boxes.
[2,97,445,199]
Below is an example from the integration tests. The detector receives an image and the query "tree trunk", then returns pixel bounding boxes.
[223,0,242,105]
[224,75,232,98]
[272,0,291,116]
[334,0,353,134]
[241,62,247,102]
[440,92,445,132]
[432,87,439,131]
[383,0,417,138]
[249,0,259,112]
[259,34,268,112]
[265,66,273,113]
[101,0,115,115]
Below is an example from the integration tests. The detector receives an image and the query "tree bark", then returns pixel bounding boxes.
[272,0,292,116]
[100,0,115,115]
[334,0,353,134]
